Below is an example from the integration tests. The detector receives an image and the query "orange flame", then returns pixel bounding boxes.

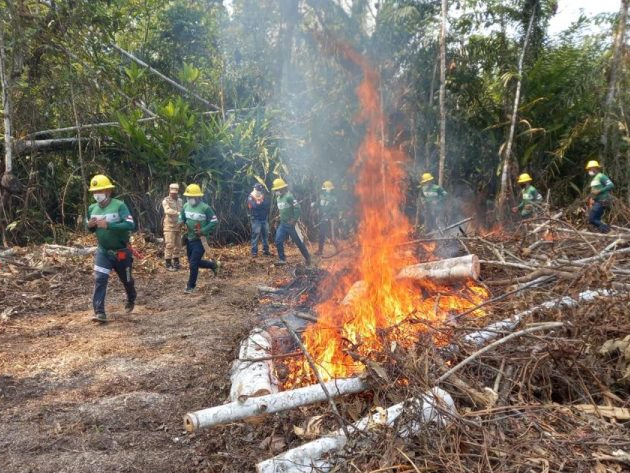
[285,48,487,387]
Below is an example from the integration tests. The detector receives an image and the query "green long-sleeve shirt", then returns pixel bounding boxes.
[517,185,543,217]
[179,201,218,240]
[87,198,135,251]
[420,184,447,205]
[590,172,614,202]
[277,192,301,224]
[318,191,338,220]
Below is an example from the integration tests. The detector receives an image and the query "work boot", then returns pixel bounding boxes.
[184,286,196,294]
[173,258,181,271]
[305,257,312,267]
[275,259,288,266]
[92,312,108,323]
[211,260,222,277]
[263,251,272,257]
[165,259,175,271]
[124,300,135,314]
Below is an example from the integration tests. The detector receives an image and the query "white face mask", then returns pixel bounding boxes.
[588,170,597,176]
[188,197,199,206]
[93,193,107,203]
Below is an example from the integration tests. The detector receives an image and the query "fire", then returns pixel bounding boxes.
[285,48,488,387]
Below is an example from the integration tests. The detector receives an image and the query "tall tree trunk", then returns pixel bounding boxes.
[496,3,537,218]
[0,19,13,176]
[438,0,447,186]
[602,0,629,159]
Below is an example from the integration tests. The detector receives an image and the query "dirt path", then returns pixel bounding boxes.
[0,246,294,473]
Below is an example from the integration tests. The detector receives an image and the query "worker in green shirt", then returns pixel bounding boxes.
[179,184,220,294]
[271,178,311,266]
[314,180,339,256]
[419,172,447,231]
[586,160,614,233]
[512,173,543,219]
[86,174,136,323]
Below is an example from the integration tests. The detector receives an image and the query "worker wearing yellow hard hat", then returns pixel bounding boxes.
[314,180,339,256]
[86,174,136,323]
[272,177,311,265]
[179,184,220,294]
[162,183,184,271]
[418,172,447,232]
[512,173,542,219]
[585,160,614,233]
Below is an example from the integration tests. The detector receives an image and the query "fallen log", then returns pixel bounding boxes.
[256,387,456,473]
[184,377,368,432]
[229,328,278,403]
[43,244,97,257]
[462,289,613,346]
[343,254,480,305]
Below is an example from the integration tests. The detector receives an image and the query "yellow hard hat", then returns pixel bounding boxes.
[585,160,601,170]
[271,178,288,191]
[88,174,115,192]
[322,180,335,191]
[420,172,434,185]
[517,173,533,184]
[183,184,204,197]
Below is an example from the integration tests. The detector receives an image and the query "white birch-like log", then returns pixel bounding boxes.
[256,387,456,473]
[184,377,368,432]
[342,254,480,305]
[43,244,97,257]
[230,328,278,403]
[462,289,614,346]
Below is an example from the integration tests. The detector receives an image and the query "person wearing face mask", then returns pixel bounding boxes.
[271,178,311,266]
[314,180,339,256]
[179,184,220,294]
[247,183,272,257]
[162,183,184,271]
[511,173,542,219]
[86,174,137,323]
[585,160,614,233]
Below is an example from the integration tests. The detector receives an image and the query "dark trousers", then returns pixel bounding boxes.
[93,249,136,315]
[251,219,270,255]
[318,219,337,251]
[186,239,217,289]
[589,201,611,233]
[275,222,310,262]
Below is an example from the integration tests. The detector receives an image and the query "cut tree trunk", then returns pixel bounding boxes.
[230,328,278,403]
[342,254,480,305]
[256,387,456,473]
[184,377,368,432]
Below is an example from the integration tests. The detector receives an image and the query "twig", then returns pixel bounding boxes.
[280,316,351,437]
[437,322,564,383]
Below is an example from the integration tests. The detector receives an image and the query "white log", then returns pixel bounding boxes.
[462,289,614,346]
[43,244,97,256]
[230,328,278,403]
[185,377,368,432]
[256,387,456,473]
[342,254,480,305]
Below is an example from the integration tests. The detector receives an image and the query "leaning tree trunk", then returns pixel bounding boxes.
[602,0,629,160]
[437,0,447,186]
[496,3,537,219]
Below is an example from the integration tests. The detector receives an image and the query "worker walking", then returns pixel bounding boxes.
[586,160,614,233]
[247,183,272,257]
[180,184,220,294]
[512,173,543,219]
[86,174,136,323]
[315,180,339,256]
[272,178,311,266]
[419,172,447,231]
[162,183,184,271]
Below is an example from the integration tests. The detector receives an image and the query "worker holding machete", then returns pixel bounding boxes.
[179,184,220,294]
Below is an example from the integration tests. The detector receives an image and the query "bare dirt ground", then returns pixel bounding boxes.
[0,244,299,473]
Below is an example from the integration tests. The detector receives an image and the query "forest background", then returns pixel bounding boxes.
[1,0,629,245]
